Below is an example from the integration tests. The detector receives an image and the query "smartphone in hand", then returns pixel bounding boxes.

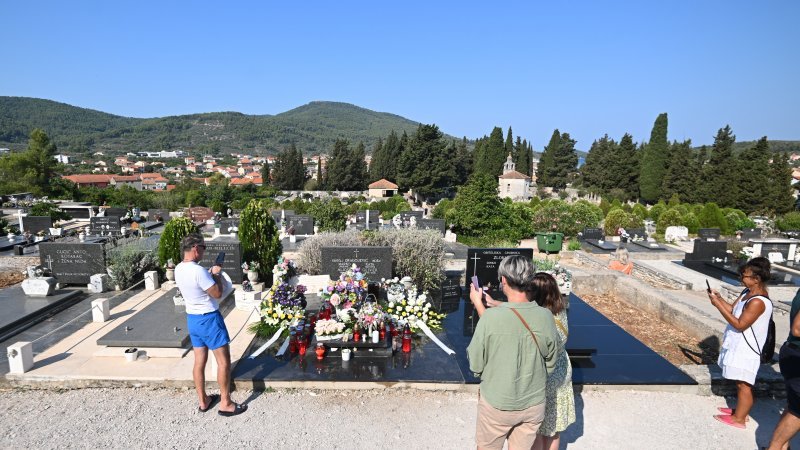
[706,279,712,294]
[214,252,225,266]
[471,275,481,291]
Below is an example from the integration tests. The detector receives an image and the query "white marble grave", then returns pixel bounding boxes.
[21,277,57,297]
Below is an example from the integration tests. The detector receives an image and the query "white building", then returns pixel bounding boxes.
[53,154,70,164]
[498,154,531,201]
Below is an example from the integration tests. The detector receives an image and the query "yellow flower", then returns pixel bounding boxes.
[272,313,278,318]
[280,314,286,319]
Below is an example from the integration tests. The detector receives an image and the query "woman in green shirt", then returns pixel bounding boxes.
[467,255,559,450]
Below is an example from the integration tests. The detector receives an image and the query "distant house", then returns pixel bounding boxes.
[109,175,143,190]
[368,179,398,198]
[498,154,531,201]
[63,174,114,188]
[54,154,70,164]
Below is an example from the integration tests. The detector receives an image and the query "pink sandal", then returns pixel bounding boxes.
[717,408,750,421]
[714,414,746,429]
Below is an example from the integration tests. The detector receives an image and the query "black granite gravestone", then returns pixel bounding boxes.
[320,247,392,281]
[417,219,446,235]
[90,216,122,236]
[22,216,53,234]
[684,240,727,262]
[58,204,94,219]
[355,210,380,223]
[399,211,424,222]
[581,227,604,241]
[626,228,646,240]
[147,209,171,223]
[0,235,27,252]
[199,237,243,283]
[39,242,106,284]
[219,218,240,232]
[698,228,721,240]
[271,210,295,225]
[739,228,763,240]
[286,215,314,235]
[465,248,534,299]
[102,207,127,218]
[757,241,792,260]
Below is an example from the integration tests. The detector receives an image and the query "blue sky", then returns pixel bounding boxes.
[1,1,798,149]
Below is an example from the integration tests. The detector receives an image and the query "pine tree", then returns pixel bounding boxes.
[260,158,271,186]
[397,124,454,198]
[769,150,795,214]
[705,125,738,208]
[505,127,514,162]
[472,127,506,176]
[661,140,697,203]
[639,113,669,203]
[581,135,614,191]
[612,133,639,201]
[368,138,386,182]
[735,137,771,213]
[537,130,560,188]
[539,130,577,190]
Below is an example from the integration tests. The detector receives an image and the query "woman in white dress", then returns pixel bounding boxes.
[708,256,773,429]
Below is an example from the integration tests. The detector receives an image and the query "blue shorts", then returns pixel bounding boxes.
[186,310,230,350]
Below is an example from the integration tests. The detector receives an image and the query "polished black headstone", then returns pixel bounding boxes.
[755,241,792,260]
[286,215,314,235]
[399,211,424,222]
[219,217,240,232]
[39,242,106,284]
[684,240,727,262]
[0,235,27,251]
[103,207,127,217]
[320,246,392,281]
[59,205,94,219]
[0,286,83,342]
[581,227,604,241]
[22,216,53,234]
[355,210,380,223]
[465,248,534,299]
[90,216,122,236]
[417,219,446,235]
[629,240,667,251]
[583,239,618,251]
[199,237,243,283]
[147,209,171,223]
[740,228,763,240]
[698,228,721,240]
[626,228,646,240]
[270,210,295,224]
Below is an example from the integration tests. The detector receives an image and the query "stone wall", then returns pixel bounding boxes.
[572,251,691,290]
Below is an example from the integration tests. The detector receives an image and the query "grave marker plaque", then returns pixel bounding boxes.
[270,210,295,225]
[147,209,171,223]
[186,206,215,223]
[90,216,122,236]
[101,207,127,217]
[698,228,721,240]
[684,240,727,262]
[199,237,243,283]
[355,210,380,223]
[740,228,763,240]
[581,227,604,241]
[465,248,534,298]
[417,219,446,234]
[320,247,392,281]
[39,242,106,284]
[399,211,424,222]
[286,215,314,235]
[22,216,53,234]
[626,228,646,240]
[219,218,240,232]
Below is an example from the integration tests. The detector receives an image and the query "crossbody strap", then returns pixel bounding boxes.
[510,308,545,362]
[742,294,771,357]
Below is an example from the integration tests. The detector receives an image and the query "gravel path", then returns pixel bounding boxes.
[1,387,799,449]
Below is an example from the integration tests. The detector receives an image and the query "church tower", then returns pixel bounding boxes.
[502,153,515,174]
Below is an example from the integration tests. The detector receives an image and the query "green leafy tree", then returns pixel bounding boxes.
[397,124,455,198]
[307,199,347,232]
[239,199,282,279]
[537,130,577,190]
[639,113,669,203]
[445,174,506,239]
[157,217,198,267]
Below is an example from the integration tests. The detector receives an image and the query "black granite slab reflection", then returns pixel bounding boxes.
[0,236,27,251]
[629,240,668,251]
[0,286,82,342]
[233,330,465,384]
[584,239,618,251]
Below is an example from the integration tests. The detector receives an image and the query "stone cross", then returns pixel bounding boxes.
[44,254,54,272]
[470,254,481,276]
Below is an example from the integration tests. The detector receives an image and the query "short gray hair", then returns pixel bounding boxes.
[497,254,535,293]
[181,233,205,253]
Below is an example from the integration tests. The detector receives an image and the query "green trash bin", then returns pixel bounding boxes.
[536,232,564,254]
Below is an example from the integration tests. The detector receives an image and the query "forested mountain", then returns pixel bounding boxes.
[0,97,429,155]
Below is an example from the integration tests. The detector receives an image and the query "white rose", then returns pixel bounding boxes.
[425,303,431,309]
[389,302,395,308]
[405,306,412,312]
[413,306,419,312]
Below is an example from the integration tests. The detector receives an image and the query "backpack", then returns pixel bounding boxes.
[742,295,776,364]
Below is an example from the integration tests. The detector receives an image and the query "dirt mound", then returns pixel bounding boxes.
[0,271,25,288]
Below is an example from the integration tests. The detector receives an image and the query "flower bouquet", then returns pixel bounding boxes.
[248,258,307,338]
[383,277,446,333]
[241,261,261,272]
[318,264,369,310]
[272,256,298,282]
[315,318,345,341]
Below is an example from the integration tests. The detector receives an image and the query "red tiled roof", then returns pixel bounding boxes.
[368,179,398,189]
[498,170,531,180]
[166,184,176,191]
[63,174,113,183]
[110,176,140,182]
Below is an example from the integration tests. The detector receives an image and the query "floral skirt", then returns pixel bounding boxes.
[539,351,576,436]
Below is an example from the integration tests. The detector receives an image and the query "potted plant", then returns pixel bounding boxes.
[165,259,176,281]
[49,221,63,237]
[242,261,261,282]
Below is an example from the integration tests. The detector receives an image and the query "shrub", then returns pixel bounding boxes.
[631,203,648,221]
[657,209,684,235]
[446,174,507,240]
[307,199,347,232]
[157,216,198,267]
[108,246,159,290]
[29,201,72,222]
[558,190,569,200]
[504,203,536,242]
[432,198,453,220]
[681,212,700,234]
[240,199,282,280]
[571,200,604,232]
[735,217,757,230]
[603,209,643,236]
[648,201,667,222]
[598,198,612,216]
[698,203,729,234]
[207,199,224,213]
[297,229,364,274]
[567,240,582,251]
[776,212,800,231]
[531,200,574,236]
[362,229,445,292]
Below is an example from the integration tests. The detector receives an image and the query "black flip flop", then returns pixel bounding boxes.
[198,394,220,413]
[218,402,248,417]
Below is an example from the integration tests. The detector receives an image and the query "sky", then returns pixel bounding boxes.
[1,1,798,150]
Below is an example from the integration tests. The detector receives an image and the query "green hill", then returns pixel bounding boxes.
[0,97,428,155]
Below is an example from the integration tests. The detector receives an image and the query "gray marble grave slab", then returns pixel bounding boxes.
[465,248,534,299]
[199,237,243,283]
[0,286,82,342]
[22,216,53,234]
[320,246,392,281]
[286,215,314,235]
[39,242,107,284]
[96,288,190,348]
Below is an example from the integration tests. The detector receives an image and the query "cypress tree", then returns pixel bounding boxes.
[537,130,560,188]
[769,150,795,214]
[505,127,514,163]
[472,127,506,175]
[316,155,323,189]
[705,125,738,208]
[613,133,639,201]
[639,113,669,203]
[735,137,771,213]
[260,158,271,186]
[661,140,697,203]
[368,138,386,182]
[351,141,368,191]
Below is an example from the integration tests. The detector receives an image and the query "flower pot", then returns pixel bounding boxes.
[341,348,352,361]
[49,228,62,237]
[124,348,138,362]
[247,271,259,283]
[165,268,175,281]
